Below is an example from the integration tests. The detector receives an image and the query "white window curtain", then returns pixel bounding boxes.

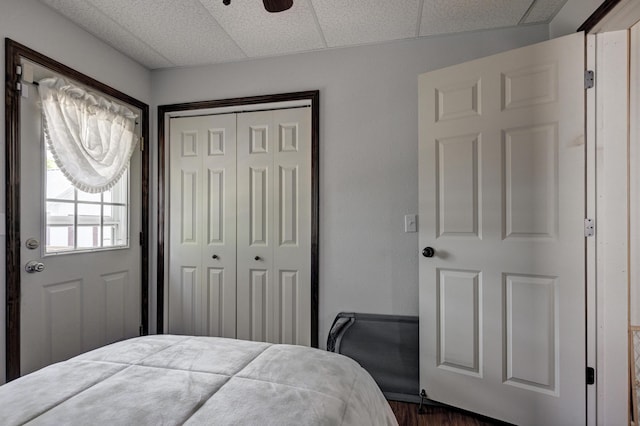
[38,77,139,193]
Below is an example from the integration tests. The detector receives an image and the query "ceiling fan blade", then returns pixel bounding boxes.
[263,0,293,13]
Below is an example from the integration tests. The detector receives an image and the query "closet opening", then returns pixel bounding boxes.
[157,91,319,347]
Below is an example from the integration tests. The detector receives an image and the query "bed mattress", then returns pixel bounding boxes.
[0,335,398,425]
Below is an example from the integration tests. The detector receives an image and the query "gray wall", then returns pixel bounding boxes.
[550,0,603,38]
[151,24,549,347]
[0,0,151,384]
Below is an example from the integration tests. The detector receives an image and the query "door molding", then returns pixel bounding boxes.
[157,91,320,347]
[4,38,150,381]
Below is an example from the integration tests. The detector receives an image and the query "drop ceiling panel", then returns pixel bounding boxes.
[420,0,533,37]
[522,0,568,24]
[310,0,420,47]
[84,0,246,66]
[197,0,325,57]
[38,0,571,70]
[41,0,173,69]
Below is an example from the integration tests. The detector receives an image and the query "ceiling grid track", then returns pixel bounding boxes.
[196,0,249,58]
[519,0,540,25]
[306,0,328,48]
[415,0,425,38]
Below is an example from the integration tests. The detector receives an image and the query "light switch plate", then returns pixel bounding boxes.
[404,214,417,233]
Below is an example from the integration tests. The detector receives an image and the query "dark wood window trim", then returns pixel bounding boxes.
[5,38,150,381]
[577,0,624,33]
[157,91,320,347]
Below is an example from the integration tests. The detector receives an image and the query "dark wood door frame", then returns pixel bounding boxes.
[4,38,150,381]
[577,0,623,33]
[157,91,320,347]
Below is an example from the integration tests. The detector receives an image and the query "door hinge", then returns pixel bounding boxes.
[140,137,144,151]
[585,70,595,89]
[586,366,595,385]
[139,231,143,246]
[16,82,21,92]
[16,65,22,76]
[139,325,144,336]
[584,218,595,237]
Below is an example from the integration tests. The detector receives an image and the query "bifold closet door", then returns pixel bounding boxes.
[236,108,312,345]
[168,113,237,338]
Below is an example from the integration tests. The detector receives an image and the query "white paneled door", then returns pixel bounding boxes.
[19,66,142,375]
[418,33,585,425]
[169,113,237,337]
[168,107,311,346]
[236,109,311,345]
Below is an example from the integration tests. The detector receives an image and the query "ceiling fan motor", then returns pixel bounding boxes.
[223,0,293,13]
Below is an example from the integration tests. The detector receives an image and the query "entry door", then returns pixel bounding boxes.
[418,33,585,425]
[19,64,142,375]
[168,113,237,337]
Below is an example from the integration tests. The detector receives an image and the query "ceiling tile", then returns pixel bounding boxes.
[197,0,325,57]
[310,0,420,47]
[522,0,568,24]
[420,0,532,36]
[85,0,246,67]
[40,0,173,69]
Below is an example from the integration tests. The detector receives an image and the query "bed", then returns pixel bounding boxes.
[0,335,398,425]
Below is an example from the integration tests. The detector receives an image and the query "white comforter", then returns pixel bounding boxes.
[0,335,398,425]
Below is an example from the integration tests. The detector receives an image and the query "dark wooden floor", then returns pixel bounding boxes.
[389,401,496,426]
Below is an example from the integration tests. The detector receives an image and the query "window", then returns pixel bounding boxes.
[45,145,129,254]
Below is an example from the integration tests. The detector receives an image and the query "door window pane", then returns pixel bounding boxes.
[46,226,74,252]
[104,205,128,246]
[77,190,100,202]
[46,150,74,200]
[78,203,101,224]
[77,226,101,249]
[44,144,130,254]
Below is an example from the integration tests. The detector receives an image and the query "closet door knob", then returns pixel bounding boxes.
[212,254,219,260]
[254,256,261,261]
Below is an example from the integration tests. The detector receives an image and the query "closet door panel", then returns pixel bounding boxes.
[273,108,312,346]
[203,114,237,338]
[169,114,237,337]
[237,111,275,342]
[169,120,202,335]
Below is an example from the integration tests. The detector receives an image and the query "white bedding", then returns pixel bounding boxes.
[0,335,398,425]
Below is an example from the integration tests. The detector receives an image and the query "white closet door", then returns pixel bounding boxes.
[273,108,312,346]
[169,114,237,337]
[237,108,311,345]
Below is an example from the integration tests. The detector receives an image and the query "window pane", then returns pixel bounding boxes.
[102,225,116,247]
[77,226,101,249]
[46,202,74,253]
[103,171,128,204]
[46,226,74,252]
[46,149,74,200]
[44,151,129,255]
[77,189,100,202]
[46,201,74,224]
[78,203,101,225]
[104,205,128,247]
